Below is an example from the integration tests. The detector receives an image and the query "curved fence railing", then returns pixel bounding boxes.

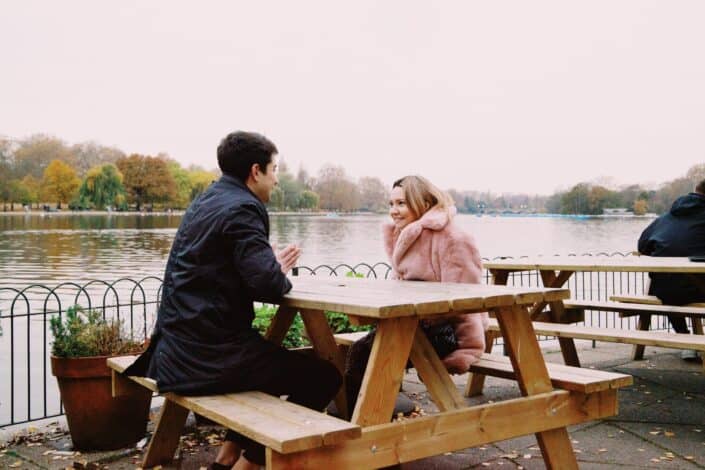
[0,251,684,428]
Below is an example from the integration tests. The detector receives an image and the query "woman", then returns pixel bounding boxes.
[344,175,488,415]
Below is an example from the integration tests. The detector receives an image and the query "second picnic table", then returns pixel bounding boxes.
[263,275,629,469]
[481,255,705,367]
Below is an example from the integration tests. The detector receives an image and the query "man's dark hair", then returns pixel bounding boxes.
[217,131,278,182]
[695,179,705,195]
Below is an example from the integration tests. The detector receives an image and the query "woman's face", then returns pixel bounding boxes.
[389,186,416,230]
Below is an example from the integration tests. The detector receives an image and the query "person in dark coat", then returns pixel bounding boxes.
[638,179,705,361]
[126,131,342,470]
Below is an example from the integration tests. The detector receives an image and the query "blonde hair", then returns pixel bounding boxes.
[392,175,454,219]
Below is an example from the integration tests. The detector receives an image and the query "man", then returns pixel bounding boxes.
[127,131,341,469]
[638,179,705,361]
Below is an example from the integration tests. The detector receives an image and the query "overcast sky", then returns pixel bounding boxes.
[1,1,704,195]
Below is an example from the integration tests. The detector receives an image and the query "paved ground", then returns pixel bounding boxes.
[1,340,704,469]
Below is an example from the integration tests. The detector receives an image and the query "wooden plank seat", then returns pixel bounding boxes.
[333,332,632,394]
[468,353,632,393]
[107,355,361,468]
[609,294,705,307]
[565,298,705,361]
[486,318,705,371]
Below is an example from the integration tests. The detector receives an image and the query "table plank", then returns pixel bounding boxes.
[285,276,569,318]
[485,255,705,273]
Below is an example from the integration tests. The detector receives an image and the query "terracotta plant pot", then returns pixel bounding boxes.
[51,355,152,450]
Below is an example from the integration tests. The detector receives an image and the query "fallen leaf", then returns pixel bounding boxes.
[9,462,22,468]
[664,431,675,437]
[685,456,694,461]
[598,448,608,453]
[523,454,532,459]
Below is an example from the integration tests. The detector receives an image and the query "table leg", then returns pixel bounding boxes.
[142,398,190,468]
[351,316,418,426]
[264,305,298,345]
[464,329,499,397]
[300,308,349,419]
[496,304,578,470]
[409,328,465,411]
[540,271,580,367]
[632,313,651,360]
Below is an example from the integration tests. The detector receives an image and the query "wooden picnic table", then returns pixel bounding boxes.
[262,275,621,469]
[483,255,705,366]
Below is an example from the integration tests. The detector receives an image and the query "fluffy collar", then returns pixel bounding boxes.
[383,206,456,266]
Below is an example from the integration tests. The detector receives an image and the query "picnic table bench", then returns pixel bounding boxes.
[334,331,631,394]
[111,277,631,469]
[107,355,361,467]
[464,255,705,396]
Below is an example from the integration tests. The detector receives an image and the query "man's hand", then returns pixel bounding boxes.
[275,243,301,274]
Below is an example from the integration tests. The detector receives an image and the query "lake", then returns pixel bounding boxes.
[0,212,656,287]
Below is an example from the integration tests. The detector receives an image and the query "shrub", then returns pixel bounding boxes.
[252,304,307,348]
[50,305,144,357]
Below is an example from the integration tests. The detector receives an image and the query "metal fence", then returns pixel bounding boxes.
[0,253,688,428]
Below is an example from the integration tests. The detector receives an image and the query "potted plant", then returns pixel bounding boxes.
[50,305,152,450]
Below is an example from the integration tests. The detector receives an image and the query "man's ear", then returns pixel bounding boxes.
[250,163,262,182]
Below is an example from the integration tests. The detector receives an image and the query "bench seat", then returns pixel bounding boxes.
[609,294,705,307]
[566,299,705,318]
[468,352,631,393]
[487,318,705,353]
[332,332,632,394]
[107,355,361,465]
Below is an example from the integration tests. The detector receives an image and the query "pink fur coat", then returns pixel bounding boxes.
[382,206,488,373]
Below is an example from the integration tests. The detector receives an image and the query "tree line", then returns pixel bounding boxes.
[2,134,703,215]
[445,163,705,216]
[0,134,390,212]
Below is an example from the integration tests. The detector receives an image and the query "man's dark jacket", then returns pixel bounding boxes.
[638,192,705,305]
[126,174,291,394]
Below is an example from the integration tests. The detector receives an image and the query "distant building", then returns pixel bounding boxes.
[603,207,632,215]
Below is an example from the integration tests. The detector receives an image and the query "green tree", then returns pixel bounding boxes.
[560,183,590,214]
[0,138,14,211]
[167,161,191,209]
[188,169,216,201]
[116,154,177,211]
[298,190,319,210]
[77,164,127,210]
[20,175,40,208]
[42,159,81,209]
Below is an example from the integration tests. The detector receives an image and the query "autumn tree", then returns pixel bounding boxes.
[70,142,124,175]
[314,165,359,211]
[116,154,176,211]
[41,159,81,209]
[77,164,127,210]
[0,138,14,211]
[14,135,74,179]
[633,199,648,215]
[358,176,388,212]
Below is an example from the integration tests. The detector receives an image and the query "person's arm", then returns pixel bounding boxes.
[223,203,292,303]
[439,231,483,284]
[637,221,657,255]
